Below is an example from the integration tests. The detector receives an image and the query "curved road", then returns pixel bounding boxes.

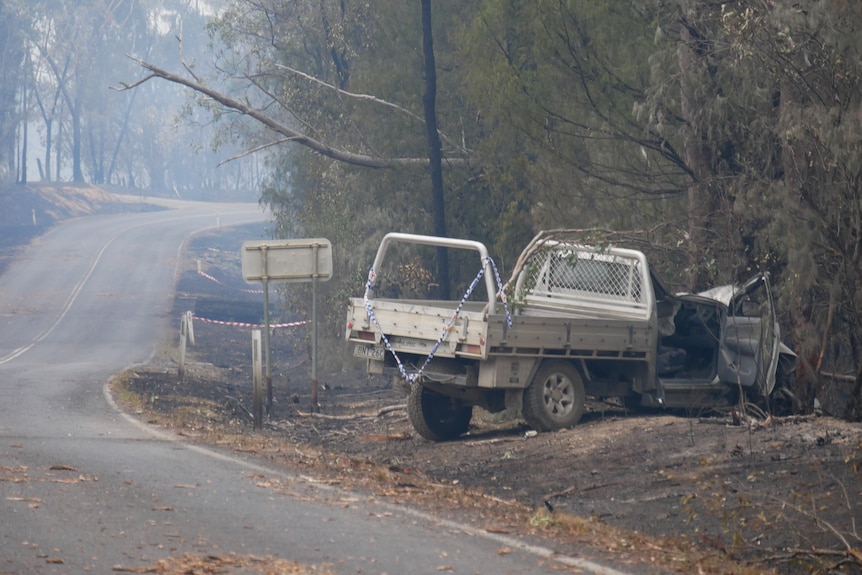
[0,199,633,575]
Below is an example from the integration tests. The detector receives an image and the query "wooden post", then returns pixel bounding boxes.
[178,311,195,383]
[186,311,195,346]
[178,313,187,382]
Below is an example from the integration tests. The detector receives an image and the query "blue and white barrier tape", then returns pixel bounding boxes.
[363,257,511,385]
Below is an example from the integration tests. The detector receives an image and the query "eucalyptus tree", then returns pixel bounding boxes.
[457,0,700,280]
[8,0,234,195]
[631,0,862,415]
[124,1,491,336]
[596,0,862,415]
[123,0,241,195]
[24,0,147,184]
[30,0,107,182]
[708,1,862,418]
[0,0,31,184]
[131,1,530,370]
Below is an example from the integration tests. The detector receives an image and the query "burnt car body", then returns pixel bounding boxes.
[644,271,797,411]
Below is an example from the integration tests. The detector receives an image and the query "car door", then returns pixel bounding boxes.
[716,273,781,397]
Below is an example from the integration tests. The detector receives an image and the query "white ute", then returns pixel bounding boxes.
[346,231,797,441]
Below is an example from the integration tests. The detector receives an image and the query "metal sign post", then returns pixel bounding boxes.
[242,239,332,416]
[251,329,263,429]
[311,243,320,410]
[260,246,272,414]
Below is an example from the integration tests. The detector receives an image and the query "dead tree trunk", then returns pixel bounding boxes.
[420,0,450,299]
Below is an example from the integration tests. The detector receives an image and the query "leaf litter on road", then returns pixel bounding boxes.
[111,553,331,574]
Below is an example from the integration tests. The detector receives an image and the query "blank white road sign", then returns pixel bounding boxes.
[241,238,332,283]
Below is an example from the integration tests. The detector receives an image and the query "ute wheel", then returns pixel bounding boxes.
[523,361,586,432]
[407,385,473,441]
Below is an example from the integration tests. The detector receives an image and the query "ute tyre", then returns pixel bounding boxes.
[523,361,586,432]
[407,385,473,441]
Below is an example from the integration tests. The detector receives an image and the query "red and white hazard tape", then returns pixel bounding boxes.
[192,314,308,329]
[198,270,264,295]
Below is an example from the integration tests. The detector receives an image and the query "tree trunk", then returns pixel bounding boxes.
[107,89,138,185]
[19,74,28,184]
[44,119,52,181]
[678,2,713,291]
[71,99,83,183]
[420,0,450,299]
[55,114,63,181]
[0,8,25,185]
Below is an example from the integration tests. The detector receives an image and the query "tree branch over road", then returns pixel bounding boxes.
[116,57,466,171]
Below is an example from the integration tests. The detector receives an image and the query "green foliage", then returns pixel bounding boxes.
[715,1,862,403]
[197,0,862,414]
[208,1,486,368]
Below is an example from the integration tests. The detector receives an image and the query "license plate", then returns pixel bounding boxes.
[353,344,385,360]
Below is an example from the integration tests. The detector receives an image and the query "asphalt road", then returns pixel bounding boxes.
[0,199,635,575]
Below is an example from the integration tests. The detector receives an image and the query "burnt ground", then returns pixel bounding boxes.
[106,225,862,575]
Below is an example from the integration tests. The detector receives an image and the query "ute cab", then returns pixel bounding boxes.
[646,271,787,409]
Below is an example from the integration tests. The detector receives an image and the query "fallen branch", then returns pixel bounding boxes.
[224,397,253,421]
[771,495,862,569]
[463,436,522,446]
[543,485,576,501]
[358,432,412,442]
[117,58,466,170]
[293,404,405,420]
[775,546,862,566]
[377,404,406,417]
[698,413,818,428]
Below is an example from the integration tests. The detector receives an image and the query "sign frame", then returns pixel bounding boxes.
[240,237,333,417]
[241,238,332,283]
